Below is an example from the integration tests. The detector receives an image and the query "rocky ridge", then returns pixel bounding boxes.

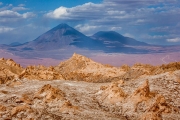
[19,65,64,80]
[57,53,125,82]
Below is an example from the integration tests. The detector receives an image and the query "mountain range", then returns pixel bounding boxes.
[5,23,150,53]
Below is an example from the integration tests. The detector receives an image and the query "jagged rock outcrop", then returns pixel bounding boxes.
[97,80,126,104]
[97,80,179,120]
[0,84,79,119]
[120,62,180,80]
[0,58,64,81]
[19,65,64,80]
[34,84,65,102]
[140,95,172,120]
[57,53,125,82]
[1,55,180,83]
[120,64,131,72]
[11,104,33,116]
[131,80,152,105]
[59,100,79,114]
[0,58,23,84]
[155,62,180,74]
[120,63,152,80]
[34,84,78,114]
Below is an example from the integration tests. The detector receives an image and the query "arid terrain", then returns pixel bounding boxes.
[0,53,180,120]
[1,48,180,67]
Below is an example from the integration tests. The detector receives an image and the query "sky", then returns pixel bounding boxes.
[0,0,180,45]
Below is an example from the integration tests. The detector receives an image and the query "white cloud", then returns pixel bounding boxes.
[18,4,25,7]
[111,27,122,31]
[0,25,50,44]
[142,34,168,40]
[75,24,105,35]
[0,27,14,33]
[75,24,123,36]
[75,24,100,32]
[9,4,13,7]
[45,2,104,20]
[136,19,145,23]
[12,6,28,11]
[46,6,68,19]
[0,10,21,17]
[0,10,35,19]
[167,38,180,42]
[107,10,125,15]
[0,9,35,26]
[45,0,172,24]
[44,0,180,45]
[150,26,169,32]
[22,12,35,18]
[0,4,36,44]
[123,33,134,38]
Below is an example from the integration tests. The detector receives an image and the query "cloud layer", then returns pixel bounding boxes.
[45,0,180,45]
[0,2,42,44]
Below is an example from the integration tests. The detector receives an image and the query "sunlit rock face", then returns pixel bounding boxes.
[57,53,125,82]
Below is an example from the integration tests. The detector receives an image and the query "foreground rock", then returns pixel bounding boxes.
[0,80,127,119]
[96,77,180,120]
[0,83,80,119]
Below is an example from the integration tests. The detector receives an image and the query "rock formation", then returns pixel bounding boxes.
[34,84,65,102]
[97,80,179,120]
[97,80,126,104]
[57,53,125,82]
[19,65,64,80]
[0,58,23,84]
[0,84,79,119]
[120,62,180,80]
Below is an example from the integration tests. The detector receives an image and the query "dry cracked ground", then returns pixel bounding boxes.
[0,53,180,120]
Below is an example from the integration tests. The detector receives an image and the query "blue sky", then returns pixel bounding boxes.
[0,0,180,45]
